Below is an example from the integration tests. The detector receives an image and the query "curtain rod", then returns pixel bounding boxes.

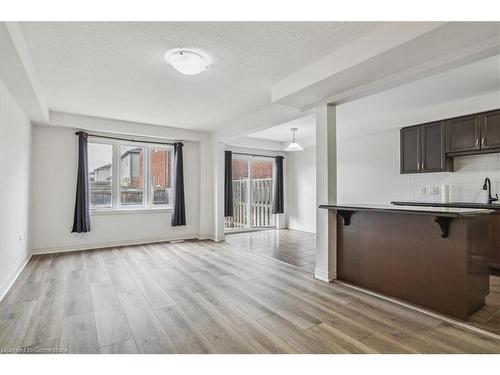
[231,151,283,159]
[75,131,179,146]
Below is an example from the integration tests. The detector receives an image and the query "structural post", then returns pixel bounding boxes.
[212,137,226,242]
[315,104,337,282]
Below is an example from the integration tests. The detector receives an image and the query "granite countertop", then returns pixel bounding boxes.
[319,203,494,217]
[391,201,500,210]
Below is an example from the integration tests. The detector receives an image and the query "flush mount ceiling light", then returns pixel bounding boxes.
[164,48,211,75]
[285,127,304,152]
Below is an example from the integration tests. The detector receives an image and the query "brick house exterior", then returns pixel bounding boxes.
[232,159,273,180]
[151,149,172,188]
[93,147,171,188]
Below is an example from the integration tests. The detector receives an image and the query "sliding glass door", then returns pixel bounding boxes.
[250,157,275,228]
[225,155,275,231]
[227,154,250,229]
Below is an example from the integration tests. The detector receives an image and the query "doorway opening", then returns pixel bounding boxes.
[224,154,276,232]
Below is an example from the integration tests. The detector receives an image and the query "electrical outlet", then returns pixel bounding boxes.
[429,186,439,195]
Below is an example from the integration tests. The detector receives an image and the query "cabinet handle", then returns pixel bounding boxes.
[482,137,485,146]
[476,138,479,146]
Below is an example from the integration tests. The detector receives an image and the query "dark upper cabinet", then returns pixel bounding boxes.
[446,115,481,153]
[446,109,500,155]
[480,109,500,150]
[421,122,447,172]
[401,108,500,174]
[401,121,452,174]
[401,127,420,173]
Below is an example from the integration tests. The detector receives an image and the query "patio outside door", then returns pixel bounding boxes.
[224,155,275,231]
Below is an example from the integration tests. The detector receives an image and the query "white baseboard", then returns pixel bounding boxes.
[31,233,210,255]
[197,234,216,241]
[0,254,32,303]
[288,226,316,234]
[314,268,336,282]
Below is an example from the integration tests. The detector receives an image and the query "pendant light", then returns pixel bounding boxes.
[285,127,304,151]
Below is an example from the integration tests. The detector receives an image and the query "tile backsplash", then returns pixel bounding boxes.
[409,153,500,203]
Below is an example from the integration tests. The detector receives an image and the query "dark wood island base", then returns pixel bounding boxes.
[320,204,494,321]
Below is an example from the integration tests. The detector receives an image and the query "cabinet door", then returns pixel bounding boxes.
[480,109,500,150]
[421,121,446,172]
[401,127,420,174]
[446,115,480,153]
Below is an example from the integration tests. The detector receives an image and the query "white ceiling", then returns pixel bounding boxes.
[338,54,500,140]
[247,113,316,144]
[244,54,500,146]
[20,21,383,131]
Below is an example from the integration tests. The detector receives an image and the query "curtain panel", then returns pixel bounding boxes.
[72,131,91,233]
[171,142,186,226]
[272,155,285,214]
[224,150,233,217]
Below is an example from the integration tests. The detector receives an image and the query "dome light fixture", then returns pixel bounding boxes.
[285,128,304,152]
[164,48,211,75]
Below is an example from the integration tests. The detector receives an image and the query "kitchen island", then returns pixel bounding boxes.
[319,204,494,320]
[392,201,500,270]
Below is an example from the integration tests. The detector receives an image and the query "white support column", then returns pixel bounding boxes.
[212,135,226,242]
[315,104,337,282]
[198,134,213,240]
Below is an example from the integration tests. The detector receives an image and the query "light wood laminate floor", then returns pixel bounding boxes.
[469,275,500,335]
[1,240,499,354]
[225,229,316,273]
[226,229,500,336]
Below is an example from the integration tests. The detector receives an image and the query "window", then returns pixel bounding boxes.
[150,148,172,206]
[88,139,174,211]
[224,155,275,230]
[120,145,145,206]
[88,142,113,208]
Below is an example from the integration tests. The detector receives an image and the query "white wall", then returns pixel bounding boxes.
[407,153,500,204]
[31,125,202,253]
[286,145,317,233]
[0,80,32,297]
[336,56,500,204]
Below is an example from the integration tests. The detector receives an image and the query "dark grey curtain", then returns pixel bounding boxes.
[72,131,91,233]
[224,151,233,217]
[272,156,284,214]
[171,142,186,226]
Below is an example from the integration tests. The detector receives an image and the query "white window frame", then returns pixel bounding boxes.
[88,137,174,214]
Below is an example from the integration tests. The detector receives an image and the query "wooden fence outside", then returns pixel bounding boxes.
[90,182,170,207]
[224,178,274,229]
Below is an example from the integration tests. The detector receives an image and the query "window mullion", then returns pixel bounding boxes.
[113,143,119,209]
[145,146,150,208]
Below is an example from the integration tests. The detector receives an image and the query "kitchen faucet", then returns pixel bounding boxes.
[483,177,498,204]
